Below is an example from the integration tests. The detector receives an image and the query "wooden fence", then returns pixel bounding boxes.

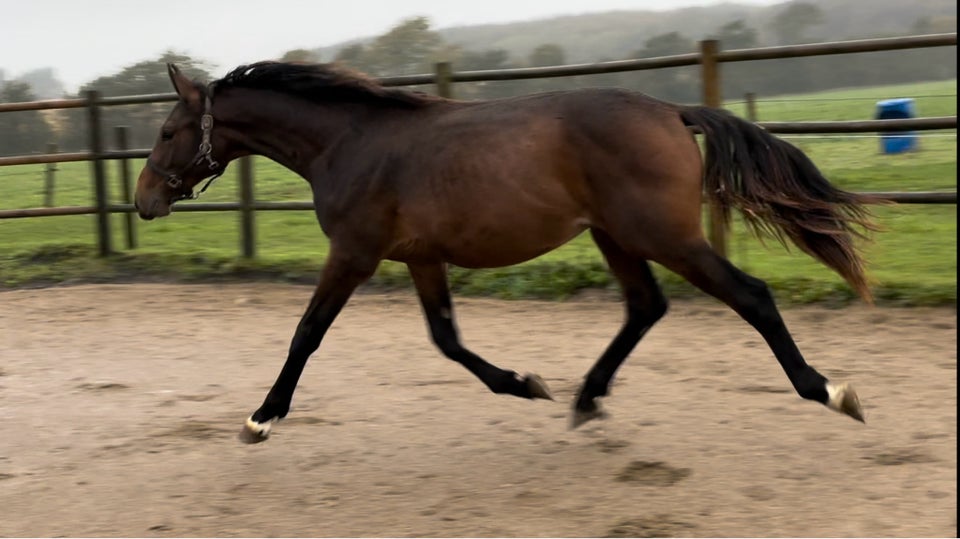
[0,32,956,258]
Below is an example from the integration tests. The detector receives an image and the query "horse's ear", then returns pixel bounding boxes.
[167,63,201,109]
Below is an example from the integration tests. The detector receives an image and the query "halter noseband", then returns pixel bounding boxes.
[146,85,226,202]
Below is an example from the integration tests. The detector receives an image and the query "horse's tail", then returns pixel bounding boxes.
[679,105,878,302]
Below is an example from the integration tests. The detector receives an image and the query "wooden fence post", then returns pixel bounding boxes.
[745,92,758,122]
[44,143,57,207]
[435,62,453,98]
[700,39,727,258]
[734,92,760,269]
[85,90,112,257]
[114,126,137,249]
[238,156,255,258]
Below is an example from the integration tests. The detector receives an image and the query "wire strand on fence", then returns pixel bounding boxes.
[0,169,43,178]
[727,93,958,105]
[780,133,957,139]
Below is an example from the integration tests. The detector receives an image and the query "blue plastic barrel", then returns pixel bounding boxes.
[875,98,917,154]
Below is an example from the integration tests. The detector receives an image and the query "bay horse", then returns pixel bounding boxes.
[136,62,871,443]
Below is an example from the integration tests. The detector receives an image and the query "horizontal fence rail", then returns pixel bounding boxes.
[2,34,955,114]
[758,116,957,134]
[0,149,149,167]
[0,201,318,219]
[2,117,954,168]
[1,32,956,257]
[0,93,179,113]
[716,33,958,63]
[2,190,954,221]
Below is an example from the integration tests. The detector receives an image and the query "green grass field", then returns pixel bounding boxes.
[0,79,955,305]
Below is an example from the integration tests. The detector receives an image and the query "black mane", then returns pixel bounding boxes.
[213,61,438,108]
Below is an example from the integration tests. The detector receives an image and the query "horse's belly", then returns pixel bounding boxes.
[439,217,589,268]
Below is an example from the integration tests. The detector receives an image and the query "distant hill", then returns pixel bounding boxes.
[314,0,957,64]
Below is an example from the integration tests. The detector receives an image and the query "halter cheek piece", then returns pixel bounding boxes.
[146,84,226,202]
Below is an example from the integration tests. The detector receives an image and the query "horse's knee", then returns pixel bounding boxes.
[650,292,669,322]
[626,291,668,332]
[429,326,463,358]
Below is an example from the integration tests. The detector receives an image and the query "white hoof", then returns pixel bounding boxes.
[825,382,865,423]
[238,416,278,444]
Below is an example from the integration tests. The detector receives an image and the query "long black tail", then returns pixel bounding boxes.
[679,105,878,301]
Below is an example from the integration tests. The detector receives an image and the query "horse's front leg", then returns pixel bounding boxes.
[239,248,377,443]
[408,262,553,400]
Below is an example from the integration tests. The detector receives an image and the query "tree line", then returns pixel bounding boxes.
[1,2,955,157]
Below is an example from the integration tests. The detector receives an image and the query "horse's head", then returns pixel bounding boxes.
[135,64,228,220]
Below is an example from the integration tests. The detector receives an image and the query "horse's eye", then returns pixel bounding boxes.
[161,130,174,141]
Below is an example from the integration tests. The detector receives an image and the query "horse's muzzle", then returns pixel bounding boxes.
[133,200,152,220]
[134,197,169,220]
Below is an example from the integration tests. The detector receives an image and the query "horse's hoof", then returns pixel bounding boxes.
[569,400,607,430]
[238,416,277,444]
[525,373,554,400]
[825,382,865,423]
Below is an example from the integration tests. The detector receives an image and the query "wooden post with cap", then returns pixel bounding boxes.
[435,62,453,99]
[700,39,727,258]
[239,156,256,258]
[115,126,137,249]
[86,90,112,257]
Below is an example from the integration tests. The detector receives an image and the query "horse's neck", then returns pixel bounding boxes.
[221,90,359,178]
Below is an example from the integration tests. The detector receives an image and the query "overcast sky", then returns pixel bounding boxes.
[3,0,779,92]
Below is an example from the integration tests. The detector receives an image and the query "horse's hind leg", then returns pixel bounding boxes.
[656,239,865,422]
[408,262,553,400]
[572,229,668,428]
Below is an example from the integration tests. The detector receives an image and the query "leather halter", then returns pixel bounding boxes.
[145,86,226,202]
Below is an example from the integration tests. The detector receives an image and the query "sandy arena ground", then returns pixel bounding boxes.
[0,283,955,537]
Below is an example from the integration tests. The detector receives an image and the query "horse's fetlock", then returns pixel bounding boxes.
[793,368,829,403]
